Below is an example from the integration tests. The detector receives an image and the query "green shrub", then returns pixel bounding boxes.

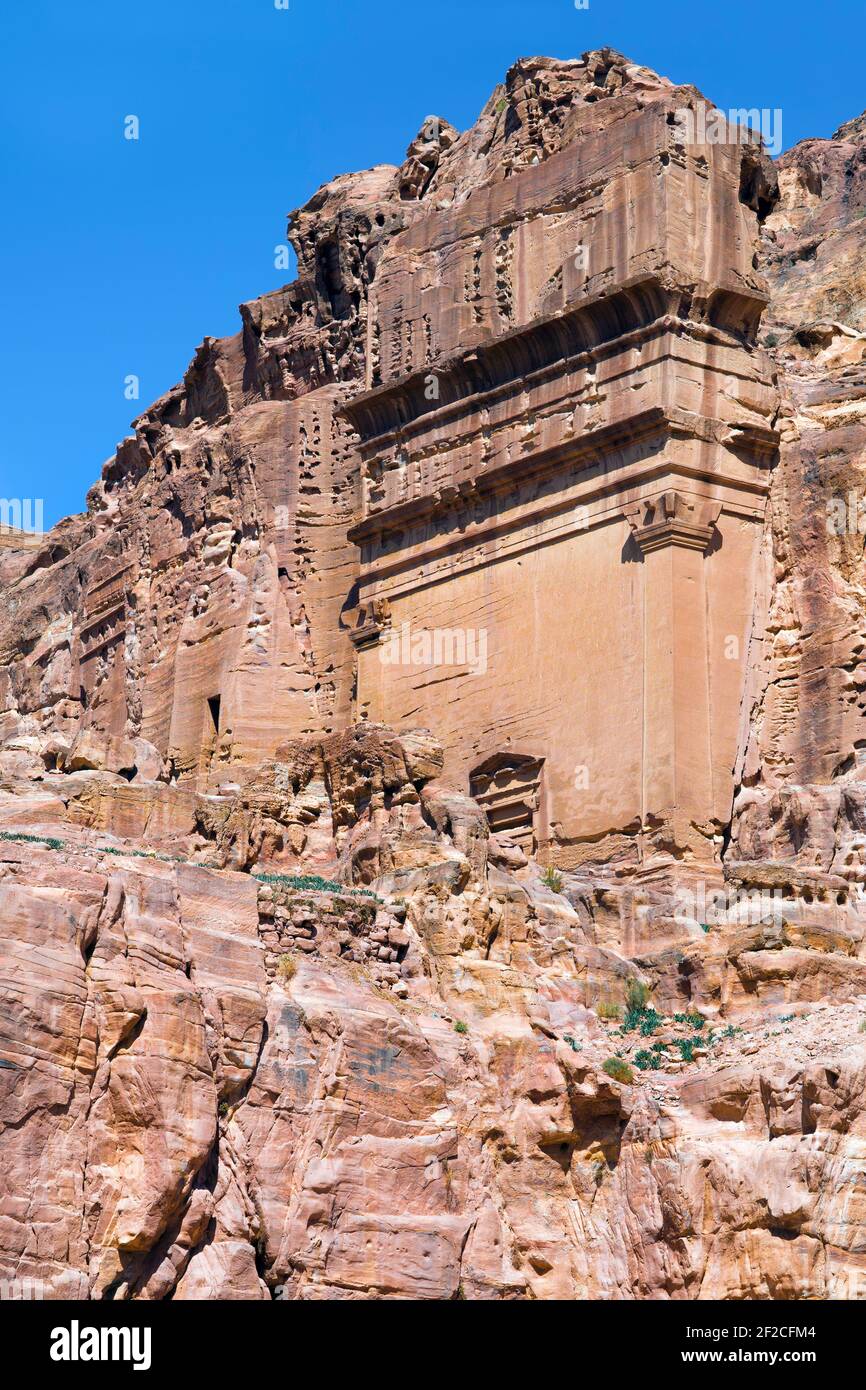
[277,955,296,982]
[453,1020,468,1034]
[634,1049,661,1071]
[622,1004,662,1035]
[562,1034,582,1052]
[597,999,622,1021]
[602,1057,634,1084]
[626,978,650,1013]
[675,1036,704,1063]
[674,1011,705,1030]
[540,866,563,893]
[620,979,659,1035]
[639,1009,663,1036]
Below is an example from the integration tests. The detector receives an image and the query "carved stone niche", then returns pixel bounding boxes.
[624,490,722,554]
[470,752,544,852]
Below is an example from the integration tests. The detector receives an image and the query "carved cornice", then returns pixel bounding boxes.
[347,406,773,547]
[624,491,722,554]
[348,406,669,545]
[341,274,768,446]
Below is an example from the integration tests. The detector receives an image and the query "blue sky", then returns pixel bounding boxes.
[2,0,864,528]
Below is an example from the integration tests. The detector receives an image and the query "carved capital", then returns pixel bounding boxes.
[349,597,391,649]
[625,491,721,554]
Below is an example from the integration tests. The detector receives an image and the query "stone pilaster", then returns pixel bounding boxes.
[626,492,722,846]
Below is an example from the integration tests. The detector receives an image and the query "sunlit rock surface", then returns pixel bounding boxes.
[2,51,866,1300]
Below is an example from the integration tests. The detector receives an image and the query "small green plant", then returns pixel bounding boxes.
[454,1020,468,1034]
[597,999,622,1022]
[218,1101,230,1117]
[859,1017,866,1034]
[277,955,296,982]
[634,1049,662,1071]
[562,1034,582,1052]
[253,870,380,901]
[622,1005,662,1035]
[602,1057,634,1084]
[675,1036,705,1063]
[639,1009,663,1036]
[0,830,64,851]
[763,332,780,348]
[626,978,651,1013]
[674,1011,705,1030]
[98,845,183,862]
[540,866,564,893]
[621,980,660,1035]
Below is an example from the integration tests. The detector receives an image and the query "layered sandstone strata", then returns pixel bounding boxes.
[0,50,779,872]
[730,111,866,903]
[348,74,779,872]
[2,51,866,1301]
[2,727,865,1300]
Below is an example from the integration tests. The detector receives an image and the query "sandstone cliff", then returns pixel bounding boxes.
[2,51,866,1301]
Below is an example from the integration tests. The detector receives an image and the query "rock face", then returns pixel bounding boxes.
[0,49,780,867]
[731,113,866,898]
[2,50,866,1301]
[348,61,778,873]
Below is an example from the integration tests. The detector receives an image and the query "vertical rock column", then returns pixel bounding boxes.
[627,492,721,851]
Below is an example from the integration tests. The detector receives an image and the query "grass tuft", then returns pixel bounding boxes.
[602,1057,634,1084]
[540,866,564,893]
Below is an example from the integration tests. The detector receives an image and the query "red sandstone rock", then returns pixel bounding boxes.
[2,51,866,1301]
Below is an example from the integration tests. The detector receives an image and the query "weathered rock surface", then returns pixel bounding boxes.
[732,112,866,892]
[3,745,866,1300]
[3,51,866,1300]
